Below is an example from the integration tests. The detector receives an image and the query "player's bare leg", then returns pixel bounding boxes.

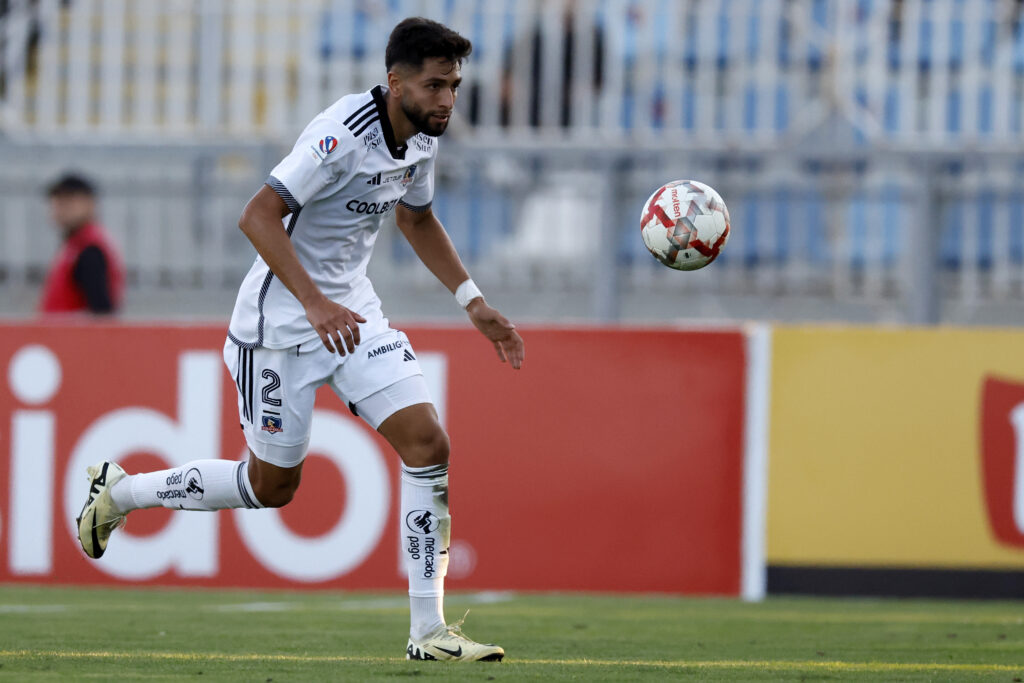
[76,452,299,559]
[378,403,504,662]
[245,454,303,508]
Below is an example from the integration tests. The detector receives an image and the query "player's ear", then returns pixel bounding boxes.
[387,69,403,97]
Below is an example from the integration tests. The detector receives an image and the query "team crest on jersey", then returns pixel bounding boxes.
[401,165,417,186]
[319,136,338,155]
[261,415,283,434]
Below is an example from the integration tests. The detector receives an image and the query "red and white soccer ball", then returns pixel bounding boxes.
[640,179,731,271]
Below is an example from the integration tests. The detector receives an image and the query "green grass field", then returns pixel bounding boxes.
[1,585,1022,681]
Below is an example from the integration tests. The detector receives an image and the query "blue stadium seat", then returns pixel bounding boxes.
[947,90,961,134]
[775,86,788,132]
[1014,17,1024,71]
[804,194,830,265]
[884,86,900,133]
[918,13,933,70]
[744,86,757,132]
[1011,198,1024,265]
[939,203,963,269]
[716,7,731,69]
[981,16,997,65]
[950,16,964,70]
[979,87,993,134]
[806,0,829,71]
[976,192,996,270]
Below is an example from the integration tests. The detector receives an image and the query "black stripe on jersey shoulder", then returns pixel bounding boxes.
[343,99,375,126]
[267,176,300,214]
[342,96,376,137]
[351,115,380,138]
[347,106,378,131]
[398,199,432,213]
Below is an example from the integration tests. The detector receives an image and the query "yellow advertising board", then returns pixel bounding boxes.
[769,326,1024,569]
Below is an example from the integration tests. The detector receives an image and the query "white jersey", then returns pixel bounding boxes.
[228,85,437,349]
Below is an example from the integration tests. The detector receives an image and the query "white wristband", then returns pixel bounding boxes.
[455,278,483,309]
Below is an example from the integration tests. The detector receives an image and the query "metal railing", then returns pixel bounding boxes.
[4,139,1024,325]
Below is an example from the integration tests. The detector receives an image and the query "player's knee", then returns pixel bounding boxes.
[430,430,451,465]
[252,478,299,508]
[404,428,450,468]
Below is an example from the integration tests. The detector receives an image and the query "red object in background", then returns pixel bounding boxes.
[0,323,746,594]
[38,223,125,313]
[980,376,1024,549]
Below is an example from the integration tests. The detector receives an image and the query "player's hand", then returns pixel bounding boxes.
[467,299,524,369]
[304,295,366,355]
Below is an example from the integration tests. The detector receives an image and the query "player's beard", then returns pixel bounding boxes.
[401,96,449,137]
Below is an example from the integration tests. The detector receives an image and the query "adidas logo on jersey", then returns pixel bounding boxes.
[366,172,382,186]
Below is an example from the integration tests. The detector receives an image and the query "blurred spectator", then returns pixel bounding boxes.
[39,173,124,315]
[543,2,604,128]
[464,0,604,128]
[525,2,604,127]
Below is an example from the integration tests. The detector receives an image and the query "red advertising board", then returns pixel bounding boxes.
[0,323,746,594]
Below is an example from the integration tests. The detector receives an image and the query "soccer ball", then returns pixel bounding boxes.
[640,179,730,271]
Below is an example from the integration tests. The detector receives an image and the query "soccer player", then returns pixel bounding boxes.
[75,17,522,662]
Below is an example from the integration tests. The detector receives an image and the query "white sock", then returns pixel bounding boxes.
[410,596,445,640]
[402,463,450,640]
[109,459,263,513]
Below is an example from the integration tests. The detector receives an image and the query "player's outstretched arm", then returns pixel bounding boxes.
[396,204,524,369]
[239,185,366,354]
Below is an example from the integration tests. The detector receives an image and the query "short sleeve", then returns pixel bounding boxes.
[267,115,355,211]
[398,148,436,212]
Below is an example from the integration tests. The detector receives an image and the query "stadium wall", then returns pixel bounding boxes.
[0,323,751,596]
[767,326,1024,598]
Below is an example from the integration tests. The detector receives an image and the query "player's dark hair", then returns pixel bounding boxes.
[385,17,472,73]
[46,173,96,198]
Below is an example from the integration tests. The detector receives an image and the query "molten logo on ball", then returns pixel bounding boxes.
[640,179,731,271]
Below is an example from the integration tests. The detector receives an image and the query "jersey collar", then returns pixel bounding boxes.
[371,85,408,161]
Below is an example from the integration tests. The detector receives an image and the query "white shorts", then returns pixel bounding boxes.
[223,327,432,468]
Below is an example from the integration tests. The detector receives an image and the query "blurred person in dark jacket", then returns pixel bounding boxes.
[39,173,125,315]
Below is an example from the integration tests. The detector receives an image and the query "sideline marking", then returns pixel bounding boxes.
[1,650,1021,673]
[0,605,68,614]
[209,591,515,613]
